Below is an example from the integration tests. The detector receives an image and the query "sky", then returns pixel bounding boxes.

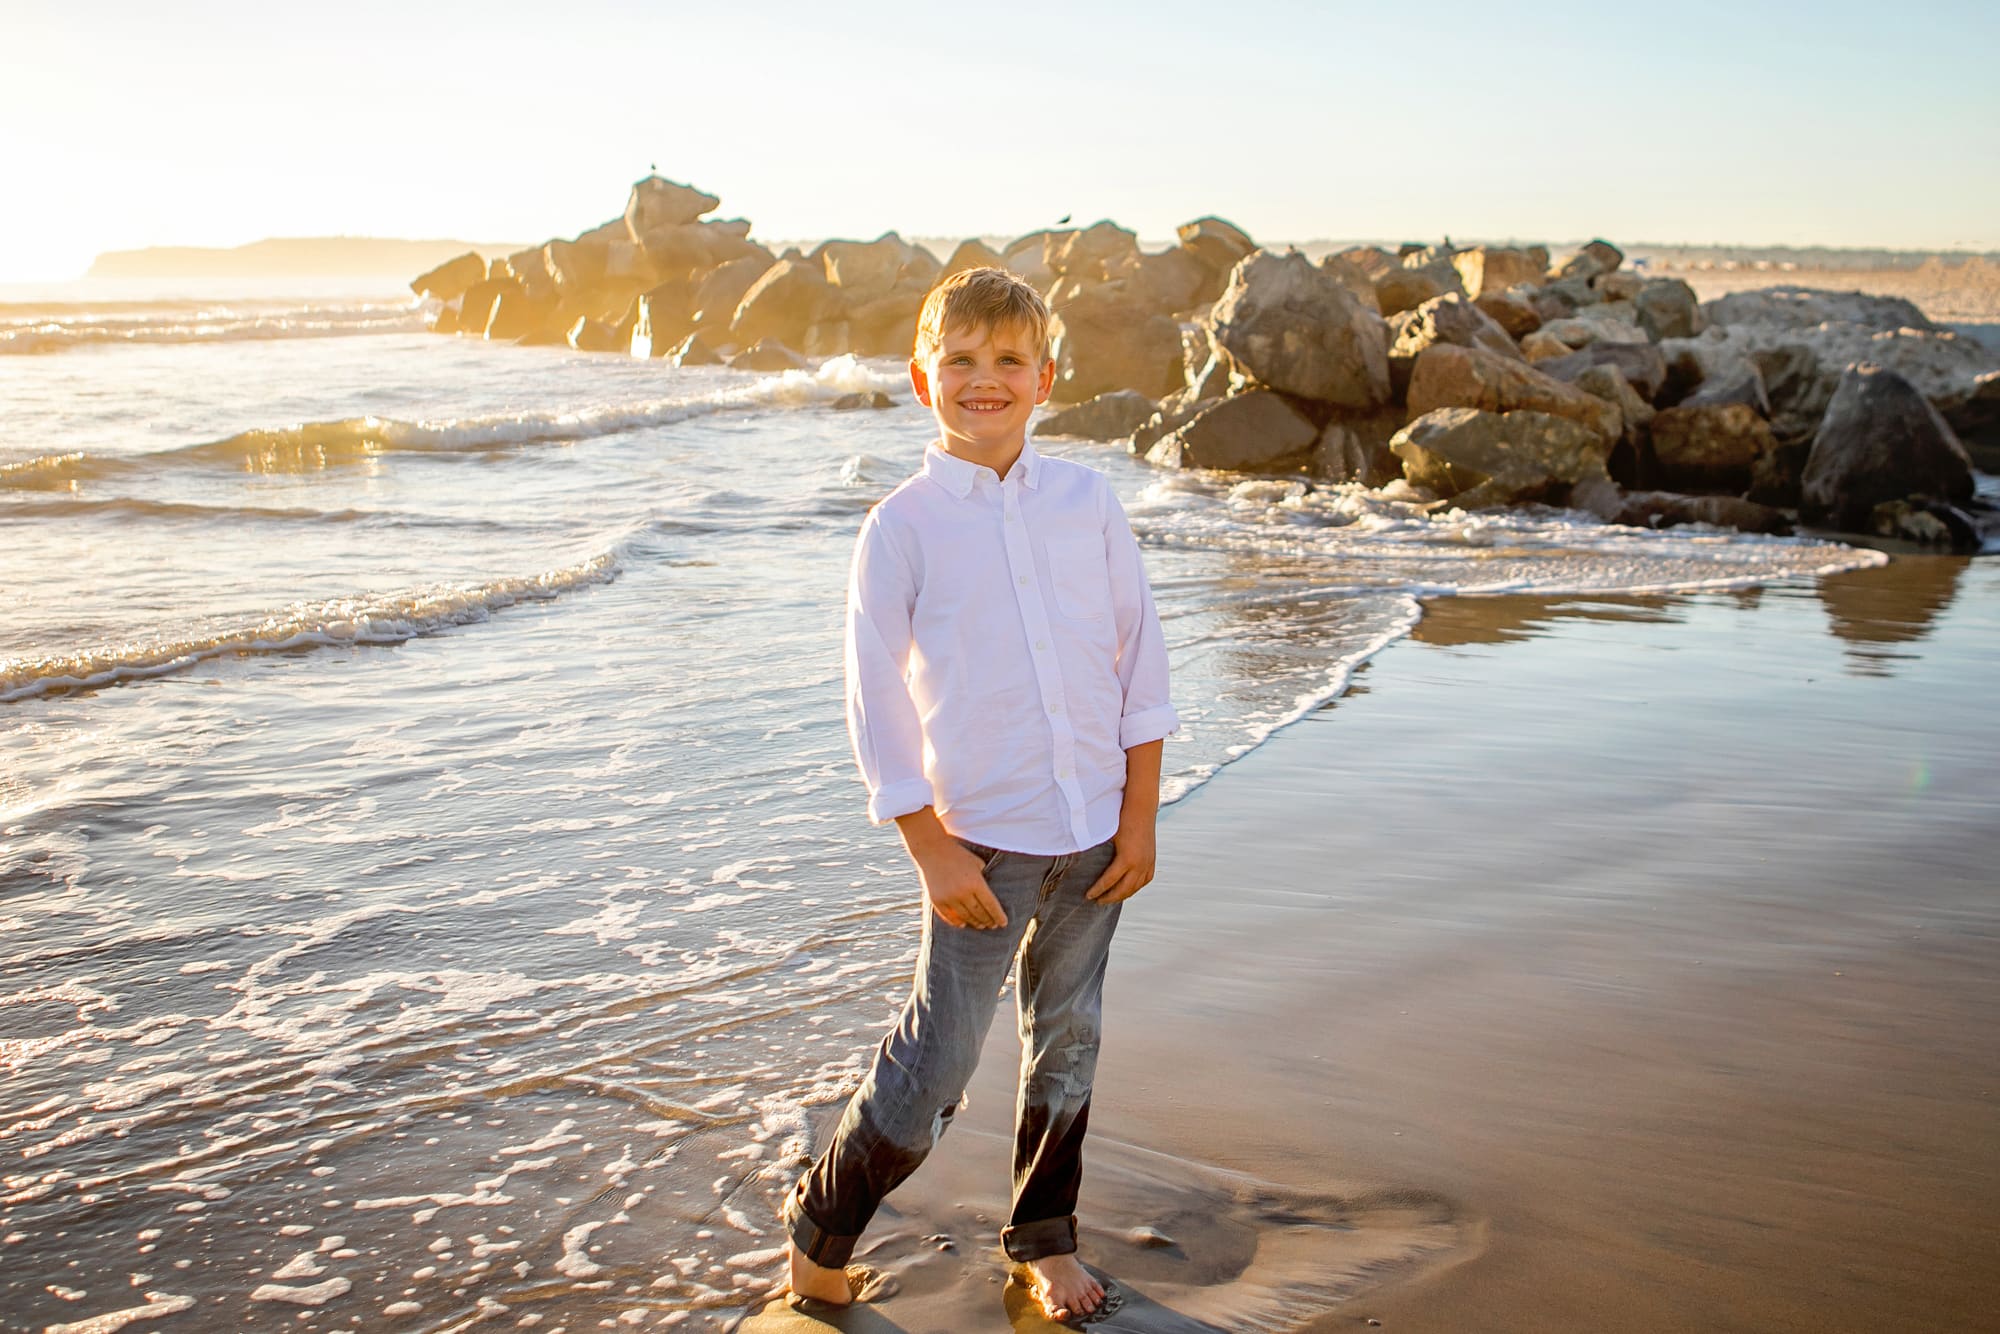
[1,0,1996,281]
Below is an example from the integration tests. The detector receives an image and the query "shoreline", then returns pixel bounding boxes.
[745,554,2000,1332]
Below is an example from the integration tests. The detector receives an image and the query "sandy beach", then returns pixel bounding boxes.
[746,554,2000,1333]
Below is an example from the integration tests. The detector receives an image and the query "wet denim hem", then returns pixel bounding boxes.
[1001,1213,1078,1262]
[781,1179,859,1269]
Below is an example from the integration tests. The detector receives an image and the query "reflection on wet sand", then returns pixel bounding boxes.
[1407,593,1684,648]
[1815,555,1969,676]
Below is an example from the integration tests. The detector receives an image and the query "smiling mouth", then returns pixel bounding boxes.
[959,400,1011,413]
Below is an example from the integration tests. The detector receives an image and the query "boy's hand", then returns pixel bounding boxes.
[1088,739,1163,905]
[896,808,1008,930]
[1085,817,1156,904]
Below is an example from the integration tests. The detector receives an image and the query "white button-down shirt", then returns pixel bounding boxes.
[845,438,1179,855]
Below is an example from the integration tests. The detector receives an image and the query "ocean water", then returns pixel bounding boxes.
[0,284,1883,1332]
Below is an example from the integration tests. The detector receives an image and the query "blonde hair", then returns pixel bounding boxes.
[912,266,1051,364]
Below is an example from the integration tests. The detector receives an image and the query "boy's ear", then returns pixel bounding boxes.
[909,358,932,407]
[1034,356,1056,405]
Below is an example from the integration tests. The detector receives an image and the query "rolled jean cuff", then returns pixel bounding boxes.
[782,1183,858,1269]
[1001,1214,1078,1262]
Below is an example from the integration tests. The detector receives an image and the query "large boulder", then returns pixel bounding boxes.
[1390,408,1612,508]
[944,238,1006,276]
[1034,389,1157,442]
[1557,239,1624,282]
[639,221,770,277]
[730,258,835,348]
[1310,407,1406,487]
[1144,390,1318,471]
[623,175,720,243]
[1131,247,1210,314]
[1571,479,1792,534]
[1702,287,1939,334]
[1316,253,1382,313]
[1940,370,2000,471]
[1336,247,1398,280]
[1574,363,1655,442]
[1540,313,1651,351]
[1650,370,1778,492]
[692,256,772,329]
[1474,290,1543,339]
[1535,341,1670,401]
[1206,250,1391,409]
[630,277,700,357]
[411,251,486,302]
[484,280,559,341]
[1176,216,1256,286]
[1390,293,1524,364]
[1001,230,1058,290]
[1801,365,1975,530]
[1633,278,1702,341]
[1450,246,1546,300]
[1407,343,1620,445]
[815,232,938,301]
[1660,313,1999,447]
[1375,258,1465,318]
[1048,221,1141,283]
[1049,283,1185,403]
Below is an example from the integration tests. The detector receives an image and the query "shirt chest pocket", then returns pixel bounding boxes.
[1044,535,1111,621]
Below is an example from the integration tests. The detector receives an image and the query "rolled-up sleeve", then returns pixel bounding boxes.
[1103,490,1179,750]
[845,511,934,823]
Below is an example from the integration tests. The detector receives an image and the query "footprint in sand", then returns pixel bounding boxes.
[737,1131,1466,1332]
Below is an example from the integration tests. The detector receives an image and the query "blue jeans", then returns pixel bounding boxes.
[784,836,1121,1265]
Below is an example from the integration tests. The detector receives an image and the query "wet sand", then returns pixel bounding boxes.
[745,554,2000,1333]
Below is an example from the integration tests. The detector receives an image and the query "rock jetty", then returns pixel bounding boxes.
[410,176,1999,552]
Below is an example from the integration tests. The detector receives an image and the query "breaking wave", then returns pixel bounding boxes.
[0,300,427,354]
[1,545,628,703]
[0,356,904,489]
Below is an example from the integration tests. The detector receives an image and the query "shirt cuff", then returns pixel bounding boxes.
[1119,704,1180,750]
[866,778,935,825]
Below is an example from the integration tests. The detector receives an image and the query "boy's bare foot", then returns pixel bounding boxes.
[785,1241,853,1307]
[1024,1252,1105,1323]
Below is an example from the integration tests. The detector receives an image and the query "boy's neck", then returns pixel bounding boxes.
[940,436,1026,481]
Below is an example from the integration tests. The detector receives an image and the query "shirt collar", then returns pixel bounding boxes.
[922,438,1042,499]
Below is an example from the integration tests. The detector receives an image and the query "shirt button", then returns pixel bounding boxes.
[1018,575,1029,586]
[1048,702,1062,714]
[1035,639,1048,651]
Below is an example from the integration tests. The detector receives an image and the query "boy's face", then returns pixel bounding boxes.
[909,321,1055,461]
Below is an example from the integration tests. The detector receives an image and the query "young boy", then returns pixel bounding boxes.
[782,267,1178,1322]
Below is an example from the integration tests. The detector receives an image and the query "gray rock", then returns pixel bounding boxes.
[1939,369,2000,472]
[1651,370,1778,492]
[1535,342,1670,402]
[1474,291,1543,339]
[1571,478,1792,534]
[1144,390,1317,472]
[1634,278,1703,341]
[1311,407,1405,487]
[1450,246,1546,300]
[1390,407,1611,509]
[411,251,486,302]
[1702,287,1940,334]
[1802,365,1975,531]
[1207,250,1391,408]
[1050,283,1186,403]
[730,258,833,348]
[623,175,721,240]
[729,338,808,372]
[1375,259,1465,319]
[1034,389,1158,442]
[1557,239,1624,282]
[1390,293,1523,364]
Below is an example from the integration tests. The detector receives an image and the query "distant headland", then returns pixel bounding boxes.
[86,237,521,280]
